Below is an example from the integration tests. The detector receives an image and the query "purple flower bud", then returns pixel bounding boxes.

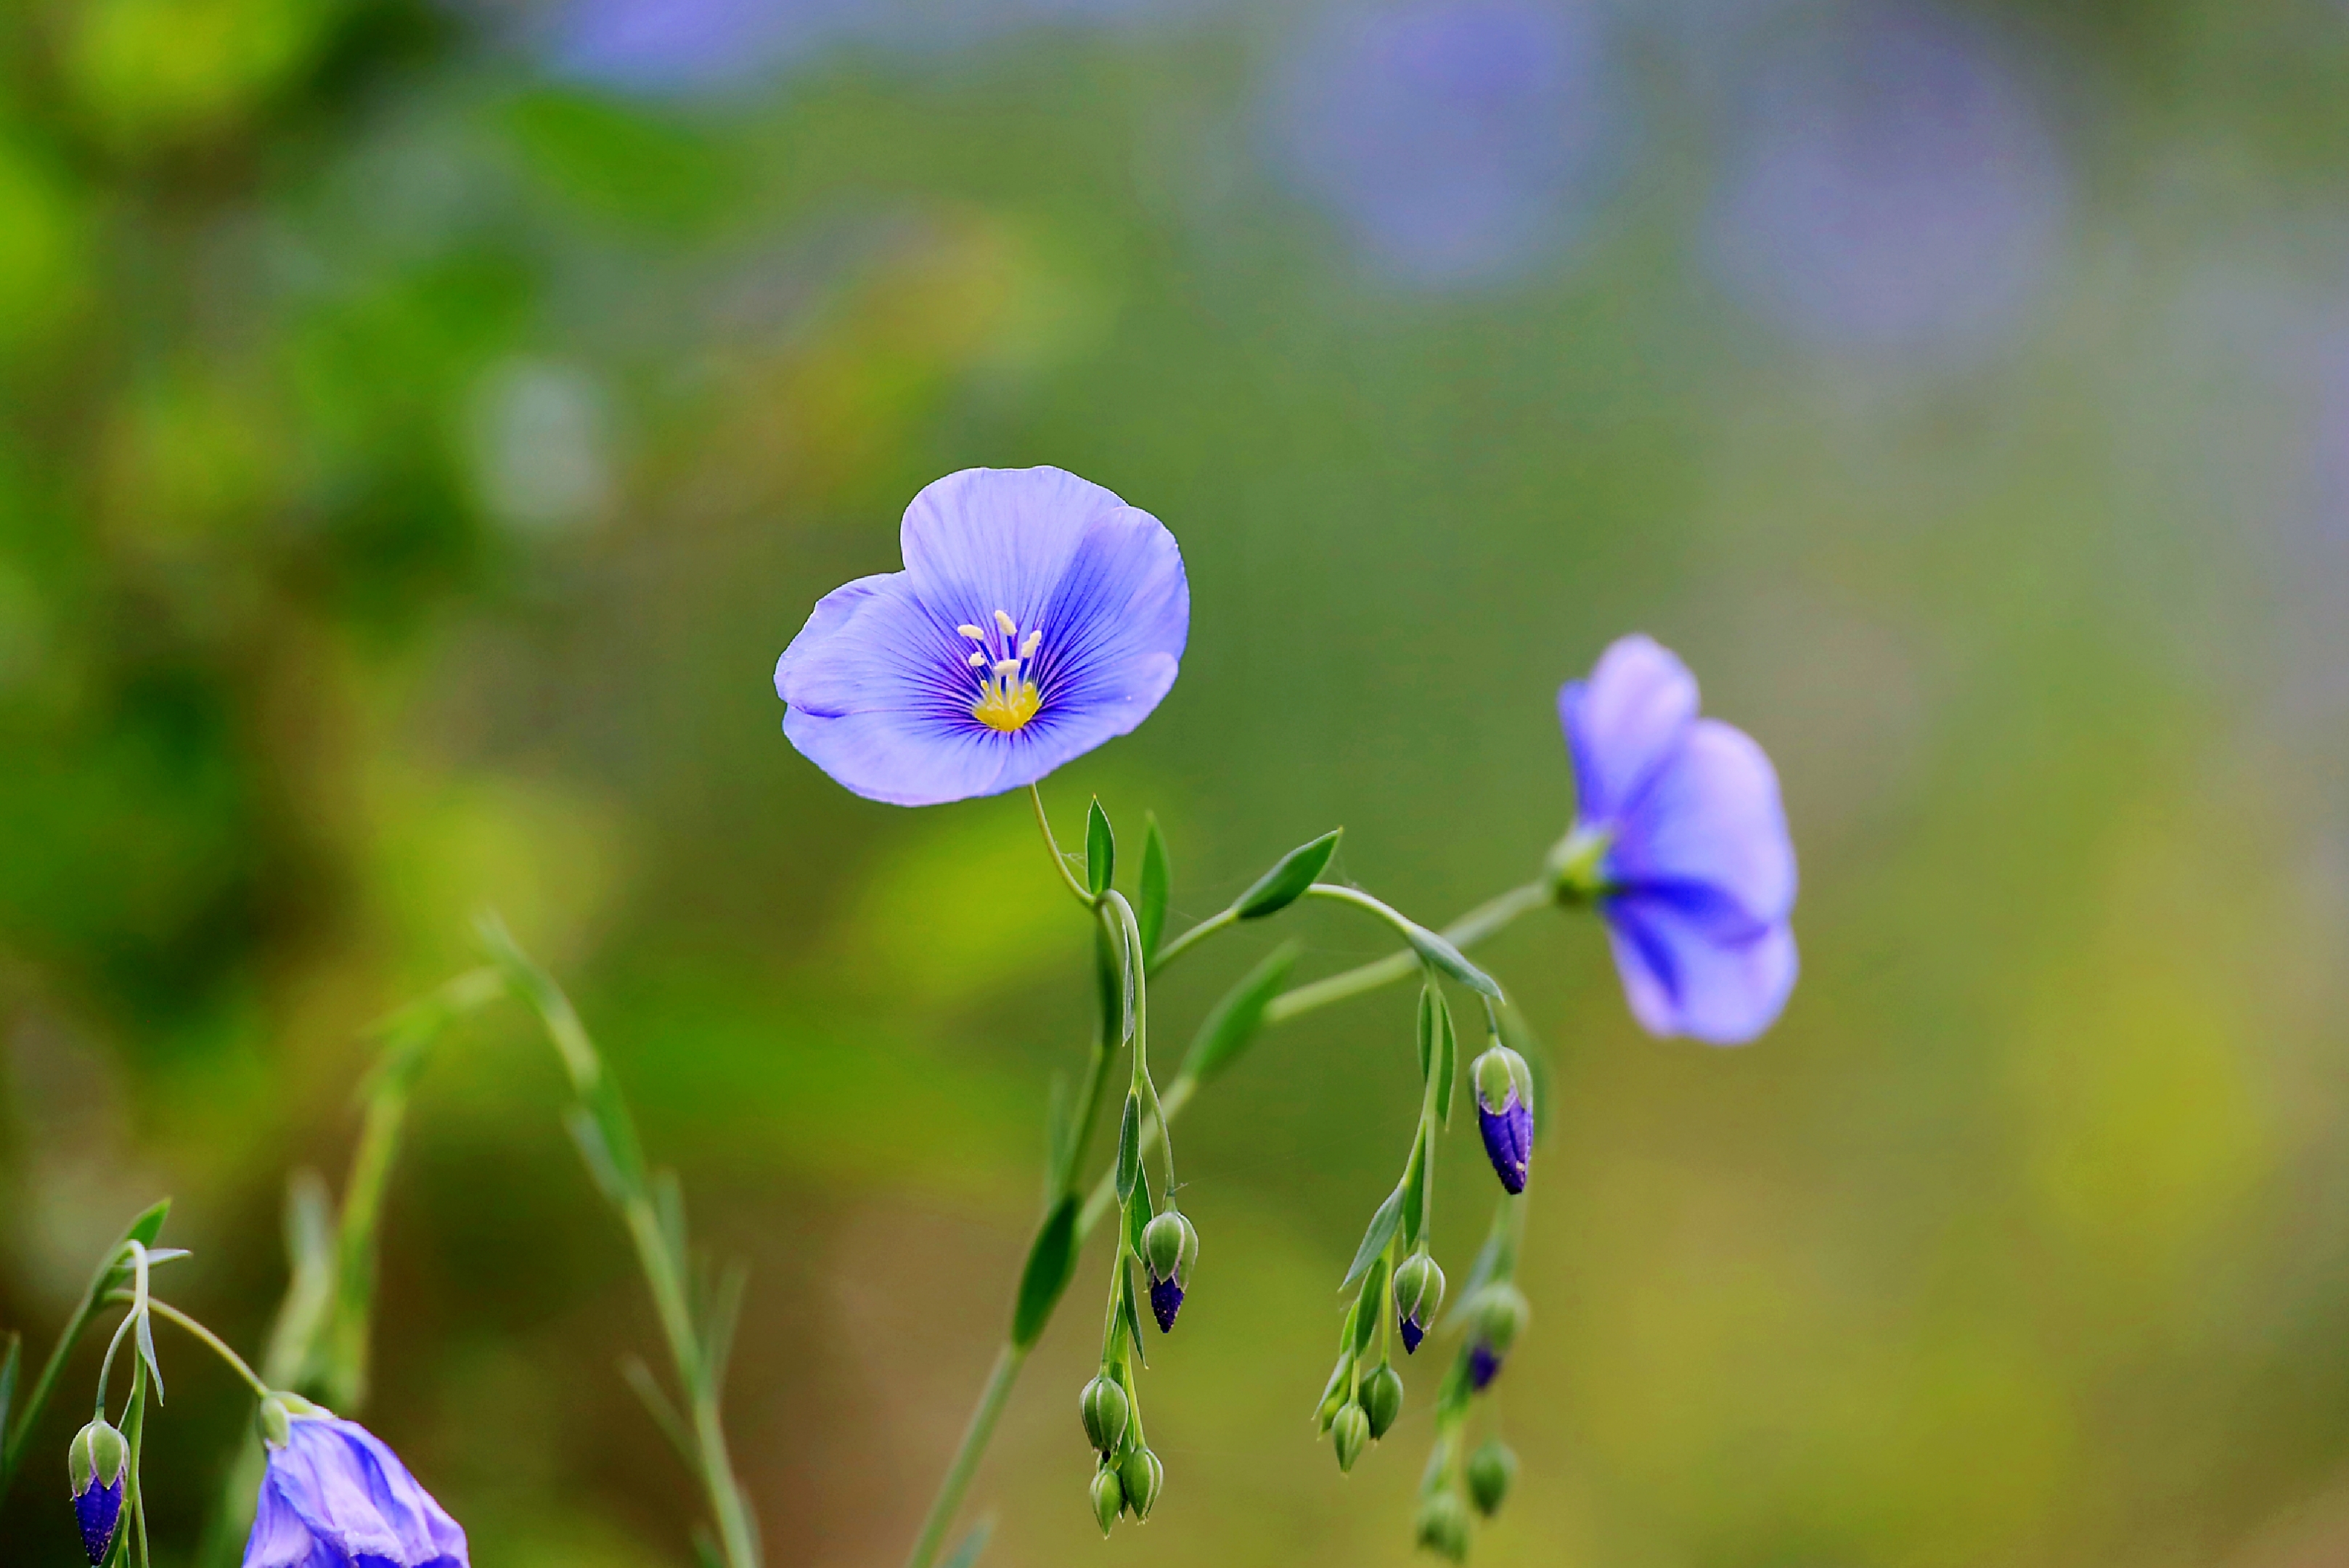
[69,1420,128,1567]
[1148,1274,1184,1333]
[1400,1314,1426,1354]
[1468,1342,1504,1391]
[1477,1090,1533,1194]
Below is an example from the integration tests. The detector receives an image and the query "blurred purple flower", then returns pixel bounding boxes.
[244,1416,467,1568]
[545,0,1212,94]
[1704,4,2067,359]
[1560,634,1797,1045]
[1267,0,1621,287]
[775,467,1188,807]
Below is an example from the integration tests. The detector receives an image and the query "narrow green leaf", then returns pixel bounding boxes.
[1121,1267,1150,1370]
[1043,1071,1074,1199]
[1137,814,1171,962]
[1234,829,1342,920]
[1340,1185,1405,1292]
[1434,997,1458,1128]
[1114,1095,1141,1204]
[1352,1258,1389,1356]
[1405,925,1503,999]
[1010,1196,1080,1348]
[653,1170,689,1273]
[1180,942,1300,1087]
[621,1355,696,1468]
[1086,799,1115,898]
[1314,1350,1354,1430]
[1123,1187,1154,1259]
[1400,1129,1431,1248]
[564,1108,627,1204]
[1415,985,1437,1081]
[1093,925,1123,1049]
[0,1334,19,1446]
[942,1519,994,1568]
[702,1260,749,1395]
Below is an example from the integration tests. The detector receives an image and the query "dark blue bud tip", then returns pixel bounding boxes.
[1477,1093,1532,1196]
[75,1474,125,1566]
[1149,1273,1184,1333]
[1469,1342,1504,1392]
[1399,1311,1425,1355]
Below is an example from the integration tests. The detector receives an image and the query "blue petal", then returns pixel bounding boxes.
[777,467,1187,806]
[245,1418,467,1568]
[1607,717,1795,931]
[1603,896,1797,1045]
[1558,634,1698,828]
[899,466,1129,626]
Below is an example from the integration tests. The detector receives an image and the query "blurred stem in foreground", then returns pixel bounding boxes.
[901,876,1546,1568]
[483,916,764,1568]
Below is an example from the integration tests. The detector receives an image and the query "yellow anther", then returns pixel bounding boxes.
[958,624,986,640]
[994,609,1019,637]
[1021,630,1042,659]
[968,650,988,667]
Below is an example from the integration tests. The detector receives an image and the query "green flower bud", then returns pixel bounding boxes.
[1415,1489,1472,1561]
[1360,1363,1405,1440]
[1079,1374,1130,1456]
[1331,1401,1370,1473]
[1118,1445,1164,1520]
[1393,1252,1446,1353]
[1474,1283,1531,1357]
[1090,1466,1125,1538]
[1140,1210,1198,1285]
[1467,1438,1518,1517]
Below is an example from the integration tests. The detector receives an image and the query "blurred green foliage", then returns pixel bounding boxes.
[7,1,2349,1565]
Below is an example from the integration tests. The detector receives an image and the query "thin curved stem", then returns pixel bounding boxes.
[1266,882,1548,1024]
[116,1298,273,1401]
[1031,784,1096,907]
[902,1344,1025,1568]
[1148,907,1234,973]
[94,1310,139,1419]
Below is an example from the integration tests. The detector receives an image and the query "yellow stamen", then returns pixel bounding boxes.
[994,609,1019,637]
[968,650,988,667]
[973,674,1042,732]
[958,624,986,640]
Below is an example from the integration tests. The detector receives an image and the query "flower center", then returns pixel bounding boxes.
[960,609,1044,732]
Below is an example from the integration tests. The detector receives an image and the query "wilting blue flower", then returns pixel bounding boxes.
[1558,634,1796,1045]
[244,1413,467,1568]
[69,1420,127,1567]
[775,467,1189,807]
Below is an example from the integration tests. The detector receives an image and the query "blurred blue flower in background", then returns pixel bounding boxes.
[244,1414,467,1568]
[1560,634,1797,1045]
[775,466,1189,806]
[1265,0,1622,287]
[1704,3,2067,360]
[544,0,1212,94]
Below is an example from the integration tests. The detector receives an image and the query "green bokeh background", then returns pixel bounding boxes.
[7,1,2349,1564]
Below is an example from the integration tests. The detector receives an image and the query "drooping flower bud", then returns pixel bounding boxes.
[1079,1374,1130,1456]
[1466,1438,1518,1516]
[1467,1283,1530,1391]
[1415,1489,1471,1562]
[1392,1252,1445,1354]
[1360,1363,1404,1440]
[1471,1045,1535,1194]
[1090,1466,1126,1537]
[1140,1210,1198,1332]
[1331,1401,1370,1473]
[68,1419,128,1567]
[1469,1342,1503,1391]
[1117,1445,1164,1520]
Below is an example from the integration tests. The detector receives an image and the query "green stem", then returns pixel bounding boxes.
[907,877,1550,1567]
[106,1298,272,1402]
[901,1344,1026,1568]
[1148,907,1233,973]
[1031,784,1097,907]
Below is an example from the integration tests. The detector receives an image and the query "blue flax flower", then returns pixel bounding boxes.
[244,1412,467,1568]
[1558,635,1797,1045]
[776,467,1189,807]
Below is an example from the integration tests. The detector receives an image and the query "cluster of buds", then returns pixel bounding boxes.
[1080,1370,1165,1533]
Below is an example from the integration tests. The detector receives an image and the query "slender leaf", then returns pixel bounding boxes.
[1093,925,1123,1049]
[1086,799,1115,898]
[1119,1267,1149,1370]
[1314,1350,1354,1430]
[1403,923,1503,999]
[1137,815,1170,962]
[1123,1187,1153,1260]
[1340,1185,1405,1292]
[1114,1094,1141,1204]
[1416,984,1437,1081]
[0,1334,18,1445]
[1400,1130,1428,1249]
[129,1244,162,1405]
[564,1108,627,1204]
[1010,1196,1080,1348]
[621,1356,696,1467]
[703,1260,750,1395]
[653,1170,690,1273]
[1352,1258,1389,1356]
[1434,997,1458,1128]
[1179,942,1300,1087]
[1234,829,1342,919]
